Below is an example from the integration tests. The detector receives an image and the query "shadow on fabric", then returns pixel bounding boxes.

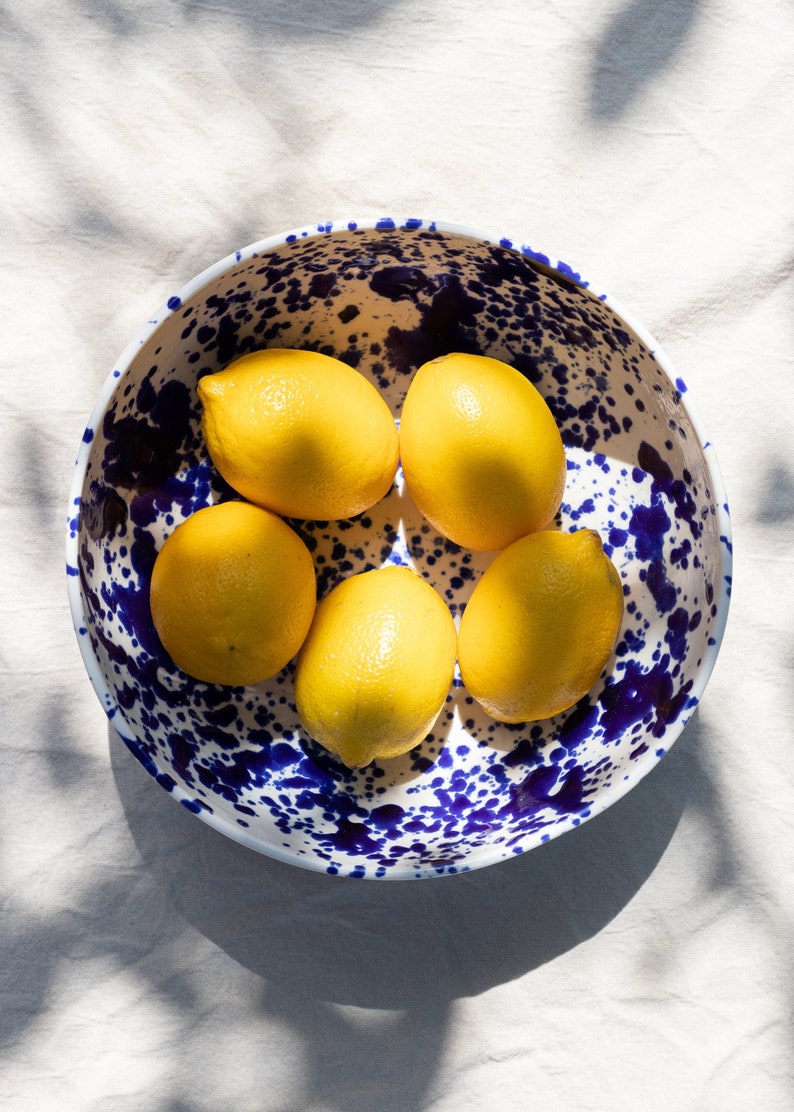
[587,0,702,121]
[756,457,794,525]
[83,0,404,40]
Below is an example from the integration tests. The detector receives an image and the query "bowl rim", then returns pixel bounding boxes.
[65,215,733,879]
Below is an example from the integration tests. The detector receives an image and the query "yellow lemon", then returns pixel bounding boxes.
[294,565,457,768]
[150,500,316,686]
[399,352,566,551]
[457,529,623,722]
[198,348,399,520]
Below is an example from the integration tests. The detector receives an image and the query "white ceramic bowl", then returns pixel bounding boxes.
[66,218,732,879]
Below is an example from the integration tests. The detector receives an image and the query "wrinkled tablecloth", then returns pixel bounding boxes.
[2,1,792,1109]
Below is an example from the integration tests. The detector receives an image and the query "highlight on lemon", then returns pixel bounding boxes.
[399,351,566,551]
[294,565,458,769]
[457,528,624,723]
[198,347,399,521]
[150,500,316,687]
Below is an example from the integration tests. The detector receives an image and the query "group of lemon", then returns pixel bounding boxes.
[149,347,623,769]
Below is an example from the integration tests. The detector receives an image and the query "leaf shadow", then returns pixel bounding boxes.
[587,0,702,121]
[756,457,794,524]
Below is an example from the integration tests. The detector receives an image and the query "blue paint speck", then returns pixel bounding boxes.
[520,245,551,266]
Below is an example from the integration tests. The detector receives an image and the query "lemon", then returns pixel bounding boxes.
[457,529,624,722]
[294,565,457,769]
[399,352,566,551]
[150,500,316,686]
[198,348,399,520]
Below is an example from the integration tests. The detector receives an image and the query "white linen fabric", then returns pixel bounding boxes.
[1,1,792,1109]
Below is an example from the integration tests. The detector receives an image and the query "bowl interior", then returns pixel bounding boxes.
[67,220,731,878]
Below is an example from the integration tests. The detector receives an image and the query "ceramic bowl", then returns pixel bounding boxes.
[66,218,732,879]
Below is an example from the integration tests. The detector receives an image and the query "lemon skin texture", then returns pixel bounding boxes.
[457,529,624,723]
[399,352,566,551]
[150,500,316,686]
[198,348,399,521]
[294,565,458,769]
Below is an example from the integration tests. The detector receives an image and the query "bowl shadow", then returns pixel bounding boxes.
[109,709,703,1011]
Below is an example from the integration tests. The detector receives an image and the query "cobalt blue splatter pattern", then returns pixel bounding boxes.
[66,219,732,879]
